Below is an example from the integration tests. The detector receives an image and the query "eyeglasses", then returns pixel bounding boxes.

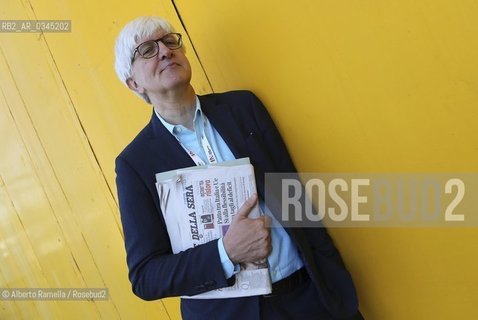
[131,33,182,63]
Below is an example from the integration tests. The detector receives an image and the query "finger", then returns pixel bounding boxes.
[255,216,271,229]
[235,193,258,219]
[258,244,272,260]
[263,215,272,228]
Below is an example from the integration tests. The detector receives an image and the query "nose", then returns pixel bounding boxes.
[157,42,173,60]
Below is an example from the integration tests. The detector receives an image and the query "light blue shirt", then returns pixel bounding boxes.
[155,97,304,283]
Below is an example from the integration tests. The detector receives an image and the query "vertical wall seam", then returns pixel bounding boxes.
[171,0,215,93]
[24,0,119,209]
[0,46,104,319]
[39,35,118,207]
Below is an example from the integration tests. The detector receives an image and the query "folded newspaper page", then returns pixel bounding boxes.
[155,158,272,299]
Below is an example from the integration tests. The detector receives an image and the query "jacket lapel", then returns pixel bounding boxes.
[148,110,196,170]
[199,95,249,160]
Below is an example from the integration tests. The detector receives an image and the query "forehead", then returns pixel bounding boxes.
[135,29,169,46]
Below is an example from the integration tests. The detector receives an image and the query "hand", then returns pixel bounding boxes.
[222,194,271,264]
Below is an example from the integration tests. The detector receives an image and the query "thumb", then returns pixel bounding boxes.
[234,193,258,220]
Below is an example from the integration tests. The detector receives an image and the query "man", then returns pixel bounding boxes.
[114,16,363,320]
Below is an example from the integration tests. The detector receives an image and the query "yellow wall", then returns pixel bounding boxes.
[174,1,478,318]
[1,0,477,319]
[0,0,198,319]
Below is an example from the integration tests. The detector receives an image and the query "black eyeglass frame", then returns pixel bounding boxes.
[131,33,183,64]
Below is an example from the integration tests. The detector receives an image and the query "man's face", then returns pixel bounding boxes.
[128,30,192,98]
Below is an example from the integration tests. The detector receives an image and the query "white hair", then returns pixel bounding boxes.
[114,16,174,104]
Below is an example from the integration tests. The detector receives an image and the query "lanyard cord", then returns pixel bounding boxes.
[174,131,217,166]
[155,108,218,166]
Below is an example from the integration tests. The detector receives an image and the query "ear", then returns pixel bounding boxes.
[126,77,145,94]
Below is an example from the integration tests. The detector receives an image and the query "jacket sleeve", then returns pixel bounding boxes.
[115,155,231,300]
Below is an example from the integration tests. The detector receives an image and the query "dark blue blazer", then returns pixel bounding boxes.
[116,90,359,319]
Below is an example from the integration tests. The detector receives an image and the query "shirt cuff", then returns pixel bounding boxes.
[217,238,240,279]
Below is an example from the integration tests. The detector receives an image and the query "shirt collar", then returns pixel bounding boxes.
[154,96,202,134]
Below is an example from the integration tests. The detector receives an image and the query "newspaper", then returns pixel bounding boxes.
[155,158,272,299]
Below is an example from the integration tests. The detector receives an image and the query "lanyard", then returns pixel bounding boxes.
[155,108,218,166]
[175,131,217,166]
[173,115,217,166]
